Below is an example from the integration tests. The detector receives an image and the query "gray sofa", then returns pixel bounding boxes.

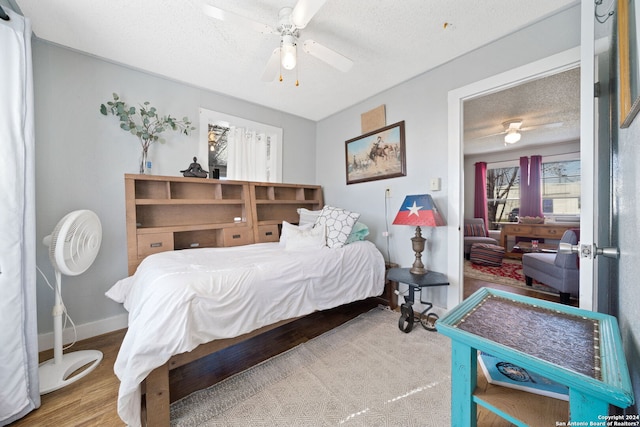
[463,218,499,259]
[522,229,579,304]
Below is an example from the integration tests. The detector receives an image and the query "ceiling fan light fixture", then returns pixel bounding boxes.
[504,128,521,144]
[281,35,297,70]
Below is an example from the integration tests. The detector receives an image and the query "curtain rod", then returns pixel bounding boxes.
[480,151,580,165]
[0,5,10,21]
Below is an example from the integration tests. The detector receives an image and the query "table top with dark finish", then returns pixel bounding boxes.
[454,294,599,378]
[387,268,449,288]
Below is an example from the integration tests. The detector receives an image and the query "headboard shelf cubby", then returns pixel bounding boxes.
[125,174,323,274]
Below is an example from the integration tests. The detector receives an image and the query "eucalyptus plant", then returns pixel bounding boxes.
[100,93,195,173]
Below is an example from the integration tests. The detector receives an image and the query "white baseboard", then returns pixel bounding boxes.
[38,313,129,352]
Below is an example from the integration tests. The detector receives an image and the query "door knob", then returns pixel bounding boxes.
[559,242,619,259]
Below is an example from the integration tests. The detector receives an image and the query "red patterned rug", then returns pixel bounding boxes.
[464,258,557,295]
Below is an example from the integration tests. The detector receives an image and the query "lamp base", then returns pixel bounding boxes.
[410,265,428,275]
[410,226,428,275]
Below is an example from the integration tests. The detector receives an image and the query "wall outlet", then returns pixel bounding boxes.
[430,178,441,191]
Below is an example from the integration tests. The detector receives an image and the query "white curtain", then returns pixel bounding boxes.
[227,126,278,182]
[0,7,40,425]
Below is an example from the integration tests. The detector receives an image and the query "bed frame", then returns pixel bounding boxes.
[141,316,298,426]
[140,297,392,426]
[124,174,392,425]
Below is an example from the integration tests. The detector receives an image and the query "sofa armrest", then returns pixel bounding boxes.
[488,229,501,241]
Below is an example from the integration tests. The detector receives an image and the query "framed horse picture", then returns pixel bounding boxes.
[345,120,406,185]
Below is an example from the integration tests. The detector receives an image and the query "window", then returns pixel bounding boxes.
[485,159,580,227]
[542,160,581,216]
[486,166,520,227]
[198,108,283,182]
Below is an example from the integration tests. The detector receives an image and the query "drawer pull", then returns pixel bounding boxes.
[150,242,163,248]
[265,231,273,236]
[232,234,241,239]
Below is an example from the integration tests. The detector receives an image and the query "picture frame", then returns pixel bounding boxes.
[345,120,406,185]
[619,0,640,128]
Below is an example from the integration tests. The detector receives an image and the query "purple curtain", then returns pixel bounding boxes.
[519,155,543,217]
[474,162,489,232]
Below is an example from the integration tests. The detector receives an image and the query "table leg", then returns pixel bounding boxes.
[569,389,609,423]
[398,303,414,333]
[398,284,419,333]
[450,341,478,427]
[419,302,439,331]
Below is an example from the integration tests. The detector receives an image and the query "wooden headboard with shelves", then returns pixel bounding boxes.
[124,174,323,275]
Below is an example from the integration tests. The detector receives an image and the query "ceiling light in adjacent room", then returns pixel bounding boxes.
[504,128,521,144]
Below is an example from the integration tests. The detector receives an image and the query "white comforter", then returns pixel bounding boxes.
[106,241,385,426]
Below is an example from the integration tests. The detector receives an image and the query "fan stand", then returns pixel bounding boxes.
[38,271,103,395]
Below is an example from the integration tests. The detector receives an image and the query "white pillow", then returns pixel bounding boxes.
[285,223,326,251]
[279,220,313,246]
[314,205,360,248]
[297,208,322,226]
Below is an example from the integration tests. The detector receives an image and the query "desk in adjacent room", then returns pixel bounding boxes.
[498,222,579,258]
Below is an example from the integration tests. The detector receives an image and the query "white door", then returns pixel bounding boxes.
[578,0,597,310]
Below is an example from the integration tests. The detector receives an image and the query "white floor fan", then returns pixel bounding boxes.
[39,210,103,394]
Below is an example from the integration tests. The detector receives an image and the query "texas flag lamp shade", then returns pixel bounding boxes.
[392,194,446,274]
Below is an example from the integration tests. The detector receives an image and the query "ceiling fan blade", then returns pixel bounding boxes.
[202,4,277,35]
[520,121,564,131]
[302,40,353,72]
[468,130,506,141]
[261,48,281,82]
[291,0,327,28]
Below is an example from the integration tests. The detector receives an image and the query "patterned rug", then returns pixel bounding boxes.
[464,258,558,295]
[170,307,451,426]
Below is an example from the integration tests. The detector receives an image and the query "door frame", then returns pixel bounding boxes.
[445,46,585,310]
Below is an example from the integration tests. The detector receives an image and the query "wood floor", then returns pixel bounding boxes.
[9,298,382,427]
[10,278,571,427]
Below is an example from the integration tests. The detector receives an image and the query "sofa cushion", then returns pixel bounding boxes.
[464,223,486,237]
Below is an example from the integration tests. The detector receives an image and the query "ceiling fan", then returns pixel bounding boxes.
[472,118,564,145]
[202,0,353,83]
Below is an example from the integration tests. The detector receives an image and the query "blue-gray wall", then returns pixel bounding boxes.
[32,40,316,339]
[315,6,582,308]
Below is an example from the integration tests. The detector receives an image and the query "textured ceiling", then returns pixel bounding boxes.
[464,67,581,155]
[14,0,577,121]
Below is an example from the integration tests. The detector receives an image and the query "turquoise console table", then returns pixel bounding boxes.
[438,288,634,426]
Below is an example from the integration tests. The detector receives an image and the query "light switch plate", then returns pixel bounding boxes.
[430,178,441,191]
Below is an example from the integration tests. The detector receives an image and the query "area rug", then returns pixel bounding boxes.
[464,258,557,295]
[170,307,451,426]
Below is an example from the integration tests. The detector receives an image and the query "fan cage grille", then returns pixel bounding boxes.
[48,210,102,276]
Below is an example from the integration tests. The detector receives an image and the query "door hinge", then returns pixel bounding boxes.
[594,82,601,98]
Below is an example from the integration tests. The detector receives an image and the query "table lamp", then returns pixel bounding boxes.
[392,194,445,274]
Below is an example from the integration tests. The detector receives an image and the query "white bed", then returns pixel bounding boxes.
[106,240,385,426]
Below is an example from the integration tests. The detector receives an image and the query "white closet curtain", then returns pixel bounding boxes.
[0,7,40,426]
[227,126,278,182]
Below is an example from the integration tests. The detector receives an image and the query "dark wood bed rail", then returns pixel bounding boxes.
[141,316,300,426]
[139,295,392,426]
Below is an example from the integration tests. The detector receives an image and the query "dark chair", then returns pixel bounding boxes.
[522,230,579,304]
[463,218,498,259]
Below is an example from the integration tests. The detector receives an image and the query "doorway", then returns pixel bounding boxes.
[446,47,583,310]
[461,67,581,305]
